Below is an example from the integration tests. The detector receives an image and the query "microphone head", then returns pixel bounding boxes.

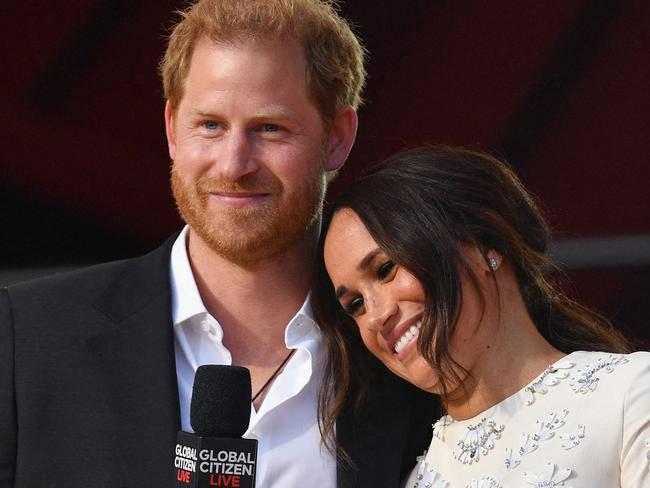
[190,365,252,437]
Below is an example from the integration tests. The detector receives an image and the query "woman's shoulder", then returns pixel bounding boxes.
[620,350,650,374]
[562,350,650,394]
[567,349,650,372]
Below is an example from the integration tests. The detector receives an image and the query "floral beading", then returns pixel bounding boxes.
[504,410,569,471]
[453,418,504,464]
[522,462,574,487]
[432,415,454,441]
[465,476,502,488]
[410,455,449,488]
[523,361,575,405]
[569,354,628,394]
[559,425,585,450]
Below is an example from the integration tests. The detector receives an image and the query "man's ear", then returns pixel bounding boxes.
[324,106,358,172]
[164,100,177,160]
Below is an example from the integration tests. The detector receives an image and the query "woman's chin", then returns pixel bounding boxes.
[388,356,441,394]
[413,377,442,395]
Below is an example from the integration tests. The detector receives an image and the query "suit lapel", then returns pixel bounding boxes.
[92,236,181,487]
[336,365,415,488]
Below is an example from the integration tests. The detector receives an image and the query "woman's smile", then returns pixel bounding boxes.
[324,208,438,391]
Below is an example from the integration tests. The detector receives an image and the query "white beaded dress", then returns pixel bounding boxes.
[403,351,650,488]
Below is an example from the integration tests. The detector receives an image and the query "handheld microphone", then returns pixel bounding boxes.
[174,365,258,488]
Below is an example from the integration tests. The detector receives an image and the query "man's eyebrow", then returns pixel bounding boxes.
[191,107,297,119]
[251,105,297,119]
[192,109,216,117]
[333,248,382,300]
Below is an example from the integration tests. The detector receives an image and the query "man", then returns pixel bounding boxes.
[0,1,435,486]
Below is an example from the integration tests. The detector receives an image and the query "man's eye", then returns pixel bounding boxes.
[262,124,280,132]
[377,260,397,280]
[344,297,364,317]
[204,121,219,130]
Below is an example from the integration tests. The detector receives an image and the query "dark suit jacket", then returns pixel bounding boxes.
[0,236,436,487]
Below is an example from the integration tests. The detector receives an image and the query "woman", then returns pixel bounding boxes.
[312,146,649,487]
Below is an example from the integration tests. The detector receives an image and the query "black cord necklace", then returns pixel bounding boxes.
[251,349,296,403]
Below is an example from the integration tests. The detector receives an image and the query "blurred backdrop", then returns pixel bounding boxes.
[1,0,648,347]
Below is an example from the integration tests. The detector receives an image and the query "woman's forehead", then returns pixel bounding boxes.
[324,210,378,273]
[326,209,371,245]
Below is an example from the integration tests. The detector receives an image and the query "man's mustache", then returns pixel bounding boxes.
[196,175,282,195]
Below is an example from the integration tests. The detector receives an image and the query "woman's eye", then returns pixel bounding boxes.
[344,297,364,317]
[204,121,219,130]
[377,260,397,280]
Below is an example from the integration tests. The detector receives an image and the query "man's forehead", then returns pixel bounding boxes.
[178,37,314,104]
[191,35,307,65]
[184,36,309,88]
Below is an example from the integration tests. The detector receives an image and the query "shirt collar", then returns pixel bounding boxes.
[170,226,208,326]
[170,225,322,350]
[284,292,321,351]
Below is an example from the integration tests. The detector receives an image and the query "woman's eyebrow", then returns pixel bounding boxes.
[334,248,382,300]
[335,285,348,300]
[357,248,381,271]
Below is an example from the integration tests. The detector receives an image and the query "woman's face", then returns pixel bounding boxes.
[323,209,488,395]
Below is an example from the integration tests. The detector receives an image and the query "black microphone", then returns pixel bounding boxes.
[174,365,258,488]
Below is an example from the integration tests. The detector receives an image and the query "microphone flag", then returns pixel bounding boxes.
[174,431,257,487]
[174,365,258,488]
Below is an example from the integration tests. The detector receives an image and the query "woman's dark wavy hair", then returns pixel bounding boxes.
[313,145,631,459]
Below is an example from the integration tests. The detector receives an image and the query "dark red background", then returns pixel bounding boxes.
[1,1,648,347]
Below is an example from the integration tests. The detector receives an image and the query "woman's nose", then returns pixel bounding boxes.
[365,295,399,332]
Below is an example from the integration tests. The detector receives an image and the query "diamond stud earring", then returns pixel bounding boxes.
[489,257,499,271]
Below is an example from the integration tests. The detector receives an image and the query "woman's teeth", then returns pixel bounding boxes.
[394,320,422,354]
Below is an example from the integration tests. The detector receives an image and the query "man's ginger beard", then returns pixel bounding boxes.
[171,160,326,267]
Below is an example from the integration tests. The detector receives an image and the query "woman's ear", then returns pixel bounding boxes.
[486,251,501,272]
[461,245,502,274]
[324,106,358,172]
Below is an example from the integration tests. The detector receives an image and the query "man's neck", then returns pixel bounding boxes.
[185,227,315,365]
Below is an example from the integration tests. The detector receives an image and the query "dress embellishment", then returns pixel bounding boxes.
[522,462,574,487]
[417,471,449,488]
[409,351,645,486]
[505,433,535,471]
[569,354,628,394]
[410,454,449,488]
[523,361,575,405]
[533,409,569,441]
[559,425,585,450]
[453,418,505,464]
[432,415,454,441]
[465,477,502,488]
[504,410,569,471]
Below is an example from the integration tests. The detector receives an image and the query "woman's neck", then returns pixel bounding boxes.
[444,276,565,421]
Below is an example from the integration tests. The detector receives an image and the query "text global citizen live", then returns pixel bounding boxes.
[174,432,257,488]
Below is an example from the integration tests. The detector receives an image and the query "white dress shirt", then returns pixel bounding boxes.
[170,227,337,487]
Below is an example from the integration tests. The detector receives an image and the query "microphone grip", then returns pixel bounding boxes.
[174,431,258,487]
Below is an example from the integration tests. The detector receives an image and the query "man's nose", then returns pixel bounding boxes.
[216,130,259,180]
